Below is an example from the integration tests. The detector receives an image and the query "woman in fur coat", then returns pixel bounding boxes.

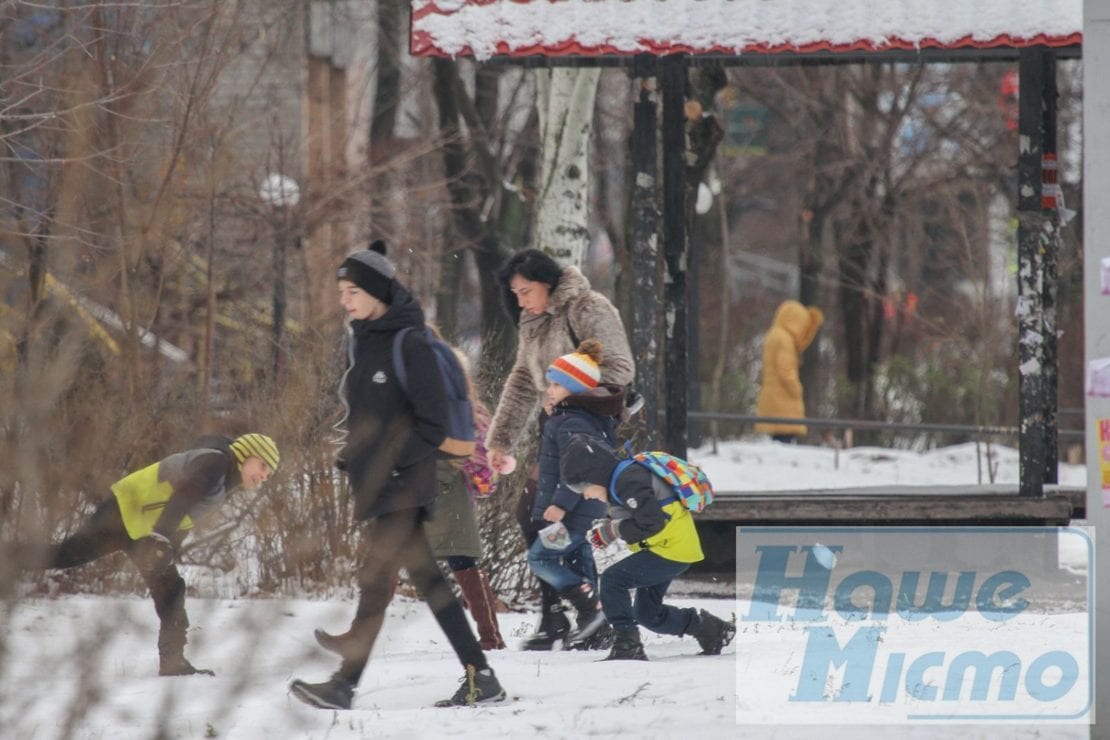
[486,248,634,649]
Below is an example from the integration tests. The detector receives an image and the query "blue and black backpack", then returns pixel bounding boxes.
[391,327,476,459]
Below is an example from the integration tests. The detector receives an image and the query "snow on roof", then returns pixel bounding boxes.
[410,0,1082,61]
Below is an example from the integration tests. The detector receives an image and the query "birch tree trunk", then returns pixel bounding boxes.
[534,68,600,266]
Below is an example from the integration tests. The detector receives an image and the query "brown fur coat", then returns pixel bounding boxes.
[486,266,634,453]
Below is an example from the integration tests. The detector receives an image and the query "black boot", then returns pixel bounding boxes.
[158,621,214,676]
[688,609,736,655]
[290,673,355,710]
[521,603,571,651]
[561,582,607,649]
[577,621,615,651]
[604,627,648,661]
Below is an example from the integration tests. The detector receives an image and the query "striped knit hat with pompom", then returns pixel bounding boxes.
[546,339,603,395]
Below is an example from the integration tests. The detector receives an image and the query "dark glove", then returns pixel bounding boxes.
[133,533,175,575]
[588,520,621,550]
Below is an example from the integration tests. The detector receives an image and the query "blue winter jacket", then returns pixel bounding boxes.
[533,384,626,533]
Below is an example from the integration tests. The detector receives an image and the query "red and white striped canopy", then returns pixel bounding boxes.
[411,0,1082,60]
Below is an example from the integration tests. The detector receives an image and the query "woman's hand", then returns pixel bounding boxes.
[543,505,565,523]
[489,448,517,475]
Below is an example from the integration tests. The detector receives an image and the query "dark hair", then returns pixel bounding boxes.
[495,248,563,323]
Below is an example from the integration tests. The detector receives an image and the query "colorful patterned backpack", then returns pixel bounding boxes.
[609,451,714,513]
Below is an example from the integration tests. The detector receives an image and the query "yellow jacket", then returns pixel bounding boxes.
[611,465,704,564]
[112,445,237,540]
[755,300,824,436]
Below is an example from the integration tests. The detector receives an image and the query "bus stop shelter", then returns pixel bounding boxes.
[411,0,1082,497]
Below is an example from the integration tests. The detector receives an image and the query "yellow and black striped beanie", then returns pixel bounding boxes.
[230,433,280,472]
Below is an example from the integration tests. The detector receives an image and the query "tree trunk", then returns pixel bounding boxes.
[430,58,519,406]
[534,68,600,267]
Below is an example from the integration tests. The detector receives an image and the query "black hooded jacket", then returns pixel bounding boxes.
[341,287,447,520]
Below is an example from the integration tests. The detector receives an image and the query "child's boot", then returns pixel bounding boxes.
[561,582,607,649]
[604,626,648,661]
[521,583,571,650]
[689,609,736,655]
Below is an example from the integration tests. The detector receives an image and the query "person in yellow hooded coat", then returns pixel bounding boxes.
[38,433,279,676]
[754,300,825,442]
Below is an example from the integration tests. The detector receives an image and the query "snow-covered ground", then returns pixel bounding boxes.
[690,438,1088,491]
[0,439,1090,739]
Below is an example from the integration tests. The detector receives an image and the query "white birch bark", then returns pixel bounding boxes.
[534,67,600,268]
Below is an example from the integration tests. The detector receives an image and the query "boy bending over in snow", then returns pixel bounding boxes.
[559,434,735,661]
[36,433,279,676]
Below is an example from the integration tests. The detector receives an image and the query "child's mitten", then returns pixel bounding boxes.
[588,520,621,550]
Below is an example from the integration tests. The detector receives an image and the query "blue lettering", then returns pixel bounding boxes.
[942,651,1021,700]
[905,652,945,700]
[789,625,883,702]
[834,570,892,621]
[896,571,975,621]
[976,571,1031,621]
[879,652,904,703]
[1025,651,1079,702]
[745,545,833,622]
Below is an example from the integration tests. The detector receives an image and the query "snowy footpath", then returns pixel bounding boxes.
[0,590,1089,740]
[1,440,1091,739]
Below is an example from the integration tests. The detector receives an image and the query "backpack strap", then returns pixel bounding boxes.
[565,313,580,348]
[391,326,416,395]
[607,459,637,506]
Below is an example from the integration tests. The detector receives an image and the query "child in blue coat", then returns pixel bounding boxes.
[525,339,625,650]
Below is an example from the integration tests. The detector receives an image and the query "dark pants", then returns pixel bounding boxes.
[339,507,487,685]
[599,549,697,634]
[45,497,190,653]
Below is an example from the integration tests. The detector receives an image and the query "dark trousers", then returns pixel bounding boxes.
[45,497,190,651]
[599,549,696,634]
[339,507,487,684]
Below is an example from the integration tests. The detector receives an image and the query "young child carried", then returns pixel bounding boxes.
[523,339,626,650]
[559,434,736,660]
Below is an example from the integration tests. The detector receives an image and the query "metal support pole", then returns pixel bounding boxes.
[1016,48,1046,497]
[1041,51,1060,484]
[630,55,660,448]
[661,54,688,457]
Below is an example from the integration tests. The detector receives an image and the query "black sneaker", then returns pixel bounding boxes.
[434,665,506,707]
[290,675,354,710]
[690,609,736,656]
